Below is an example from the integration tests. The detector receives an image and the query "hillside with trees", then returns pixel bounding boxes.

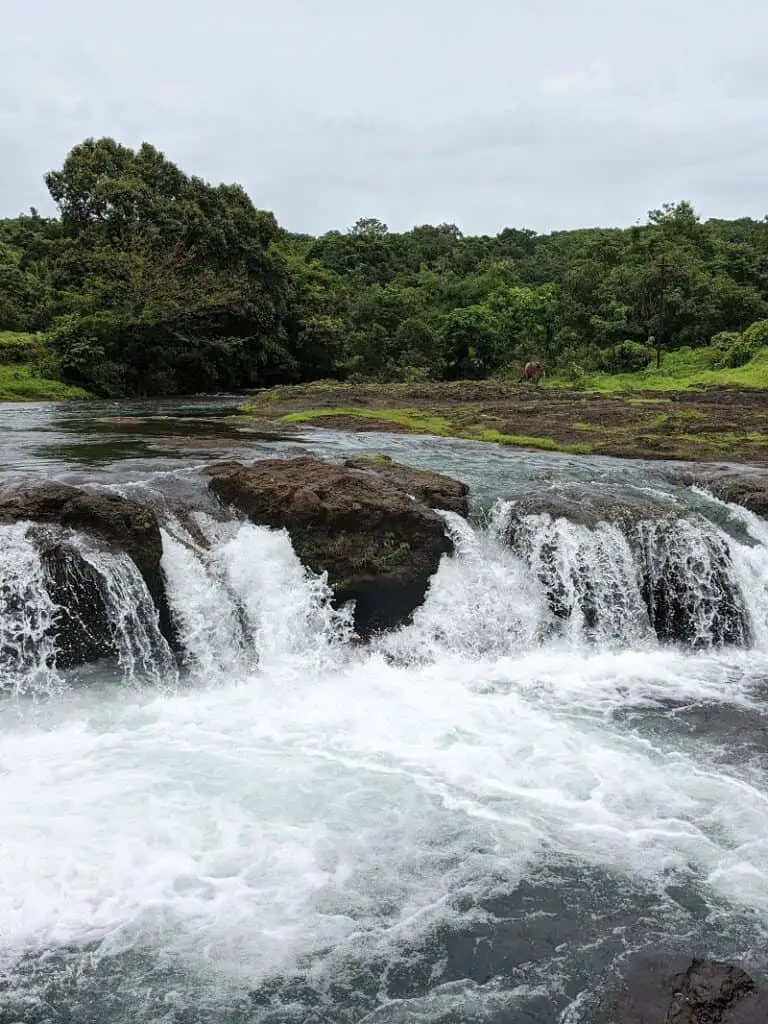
[1,137,768,397]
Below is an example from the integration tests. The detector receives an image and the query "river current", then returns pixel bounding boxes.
[0,398,767,1023]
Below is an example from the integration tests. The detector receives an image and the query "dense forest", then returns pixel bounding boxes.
[2,137,768,397]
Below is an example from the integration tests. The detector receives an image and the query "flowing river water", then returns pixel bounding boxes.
[1,398,767,1023]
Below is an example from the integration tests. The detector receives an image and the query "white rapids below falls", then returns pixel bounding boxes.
[1,484,768,1022]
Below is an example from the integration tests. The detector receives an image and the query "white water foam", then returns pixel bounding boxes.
[499,505,652,648]
[0,523,61,694]
[3,491,768,1019]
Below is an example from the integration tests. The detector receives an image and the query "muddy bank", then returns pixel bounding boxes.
[236,381,768,465]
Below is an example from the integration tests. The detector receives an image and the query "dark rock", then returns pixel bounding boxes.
[36,536,116,669]
[680,470,768,520]
[503,484,677,539]
[605,958,764,1023]
[0,483,175,654]
[206,458,455,635]
[343,456,470,516]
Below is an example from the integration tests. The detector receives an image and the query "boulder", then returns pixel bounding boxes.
[343,456,470,516]
[206,457,457,635]
[604,958,765,1023]
[0,483,175,657]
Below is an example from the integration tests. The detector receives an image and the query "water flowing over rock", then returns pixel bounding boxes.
[504,483,678,535]
[605,958,765,1023]
[499,486,751,647]
[681,469,768,520]
[0,483,176,678]
[205,457,457,635]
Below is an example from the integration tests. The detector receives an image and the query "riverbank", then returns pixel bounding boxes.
[237,380,768,464]
[0,362,90,402]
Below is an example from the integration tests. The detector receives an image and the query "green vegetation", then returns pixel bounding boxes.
[548,345,768,392]
[0,363,90,401]
[281,407,453,435]
[275,404,591,454]
[2,136,768,401]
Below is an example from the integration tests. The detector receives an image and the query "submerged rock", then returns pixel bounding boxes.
[0,483,176,662]
[206,457,459,635]
[343,455,470,516]
[605,958,765,1023]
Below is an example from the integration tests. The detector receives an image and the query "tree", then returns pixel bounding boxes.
[439,305,504,379]
[43,138,291,395]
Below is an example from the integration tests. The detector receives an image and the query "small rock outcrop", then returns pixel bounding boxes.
[503,484,677,541]
[206,457,462,635]
[0,483,175,661]
[681,470,768,519]
[604,958,765,1023]
[501,485,749,648]
[343,456,470,517]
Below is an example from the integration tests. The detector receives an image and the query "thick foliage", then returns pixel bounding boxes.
[1,146,768,395]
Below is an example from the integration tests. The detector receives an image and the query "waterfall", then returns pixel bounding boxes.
[498,502,752,650]
[0,523,61,694]
[75,542,176,684]
[0,523,175,692]
[161,517,354,680]
[4,492,768,695]
[637,518,749,648]
[497,506,651,648]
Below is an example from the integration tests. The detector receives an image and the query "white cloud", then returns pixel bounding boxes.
[1,0,767,232]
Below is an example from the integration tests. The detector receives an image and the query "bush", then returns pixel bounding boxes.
[0,331,43,363]
[742,319,768,350]
[710,331,741,358]
[712,321,768,369]
[598,341,654,374]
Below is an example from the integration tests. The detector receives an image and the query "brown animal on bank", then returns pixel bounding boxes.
[519,361,544,383]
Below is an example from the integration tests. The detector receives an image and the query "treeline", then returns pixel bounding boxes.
[2,137,768,396]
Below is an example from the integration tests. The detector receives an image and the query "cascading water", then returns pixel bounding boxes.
[0,522,175,691]
[0,522,61,694]
[498,505,652,647]
[3,425,768,1023]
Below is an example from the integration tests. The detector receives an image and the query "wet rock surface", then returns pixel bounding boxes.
[680,470,768,519]
[605,958,766,1023]
[503,483,678,537]
[206,457,459,635]
[0,483,175,656]
[343,455,470,516]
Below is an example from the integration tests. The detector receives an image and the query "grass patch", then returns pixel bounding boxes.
[281,407,454,435]
[549,346,768,393]
[0,363,91,402]
[280,406,591,454]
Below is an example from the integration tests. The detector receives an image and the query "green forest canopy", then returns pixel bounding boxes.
[1,137,768,396]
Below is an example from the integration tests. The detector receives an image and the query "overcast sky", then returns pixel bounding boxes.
[2,0,767,235]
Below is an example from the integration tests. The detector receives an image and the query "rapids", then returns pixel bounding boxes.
[1,399,767,1023]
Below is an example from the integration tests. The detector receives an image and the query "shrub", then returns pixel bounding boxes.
[712,321,768,369]
[0,331,43,363]
[598,341,654,374]
[742,319,768,350]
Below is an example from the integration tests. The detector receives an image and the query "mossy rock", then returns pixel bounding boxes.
[206,457,464,636]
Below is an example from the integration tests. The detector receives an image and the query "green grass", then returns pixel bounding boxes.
[0,363,91,402]
[281,407,454,435]
[549,346,768,393]
[280,407,591,454]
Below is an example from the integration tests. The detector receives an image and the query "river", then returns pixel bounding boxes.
[1,397,767,1022]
